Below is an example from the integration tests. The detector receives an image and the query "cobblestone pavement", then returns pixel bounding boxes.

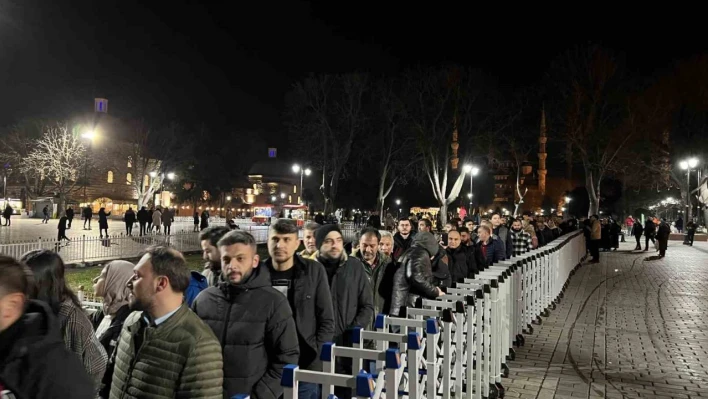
[505,240,708,399]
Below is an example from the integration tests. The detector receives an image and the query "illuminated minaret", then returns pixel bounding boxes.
[538,106,547,195]
[450,114,459,170]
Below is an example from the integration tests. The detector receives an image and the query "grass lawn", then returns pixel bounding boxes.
[66,244,271,292]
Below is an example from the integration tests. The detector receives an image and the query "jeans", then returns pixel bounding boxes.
[299,382,320,399]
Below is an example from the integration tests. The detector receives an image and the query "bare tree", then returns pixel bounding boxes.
[0,119,50,200]
[403,66,487,225]
[368,79,418,216]
[550,46,632,216]
[20,123,86,213]
[287,73,368,214]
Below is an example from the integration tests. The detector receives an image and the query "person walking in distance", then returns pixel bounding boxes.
[124,207,136,236]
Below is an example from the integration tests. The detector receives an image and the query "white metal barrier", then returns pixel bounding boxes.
[279,230,586,399]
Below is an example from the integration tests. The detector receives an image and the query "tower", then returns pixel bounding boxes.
[538,106,548,195]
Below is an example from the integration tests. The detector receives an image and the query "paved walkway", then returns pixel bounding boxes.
[505,240,708,399]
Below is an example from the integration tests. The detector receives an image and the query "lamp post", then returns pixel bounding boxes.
[680,158,699,222]
[292,164,312,205]
[463,164,480,212]
[81,130,96,203]
[395,199,401,219]
[150,171,176,207]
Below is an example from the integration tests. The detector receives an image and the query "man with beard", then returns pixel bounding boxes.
[315,224,374,399]
[192,231,299,399]
[509,219,533,256]
[200,226,231,287]
[111,246,223,399]
[265,219,334,399]
[392,218,414,261]
[353,227,395,318]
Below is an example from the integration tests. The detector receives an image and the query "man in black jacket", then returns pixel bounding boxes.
[0,256,94,399]
[390,232,444,317]
[192,230,300,399]
[315,224,374,399]
[264,219,334,399]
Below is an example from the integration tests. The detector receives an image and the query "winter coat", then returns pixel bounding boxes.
[632,221,644,236]
[390,233,441,316]
[110,305,224,399]
[136,208,149,223]
[657,222,671,251]
[477,236,506,265]
[493,225,513,259]
[91,304,132,398]
[58,299,108,393]
[354,249,395,320]
[202,262,222,287]
[265,255,335,371]
[591,220,602,240]
[124,210,136,224]
[152,210,162,228]
[161,209,173,226]
[446,245,478,282]
[0,300,95,399]
[66,207,74,219]
[392,232,414,261]
[315,252,375,344]
[98,210,111,229]
[644,220,656,237]
[192,265,299,399]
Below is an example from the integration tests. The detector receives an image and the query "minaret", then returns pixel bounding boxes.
[538,106,548,195]
[450,115,459,170]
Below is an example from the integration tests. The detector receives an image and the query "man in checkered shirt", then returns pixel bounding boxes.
[509,219,533,256]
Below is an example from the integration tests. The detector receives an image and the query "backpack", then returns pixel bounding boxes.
[185,271,208,306]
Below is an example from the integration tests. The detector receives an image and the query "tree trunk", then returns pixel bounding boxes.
[586,172,599,216]
[439,203,448,226]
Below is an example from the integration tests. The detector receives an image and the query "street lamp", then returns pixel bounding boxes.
[564,196,571,203]
[150,171,176,207]
[81,130,95,140]
[463,164,479,212]
[81,130,97,202]
[293,164,312,205]
[680,157,700,222]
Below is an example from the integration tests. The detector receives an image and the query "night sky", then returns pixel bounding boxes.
[1,1,705,206]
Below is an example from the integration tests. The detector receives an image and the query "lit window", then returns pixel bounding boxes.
[126,173,132,184]
[127,156,133,168]
[293,185,297,194]
[288,195,292,203]
[107,171,114,183]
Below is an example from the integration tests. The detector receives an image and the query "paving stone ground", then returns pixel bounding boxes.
[505,239,708,399]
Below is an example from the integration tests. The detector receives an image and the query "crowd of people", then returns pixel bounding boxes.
[3,207,669,399]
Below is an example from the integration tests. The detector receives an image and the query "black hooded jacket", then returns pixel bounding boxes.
[192,265,300,399]
[390,232,440,316]
[0,300,94,399]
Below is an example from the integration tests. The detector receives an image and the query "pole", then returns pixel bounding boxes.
[687,169,692,222]
[300,170,304,205]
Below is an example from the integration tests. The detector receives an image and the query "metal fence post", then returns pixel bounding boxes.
[81,235,86,264]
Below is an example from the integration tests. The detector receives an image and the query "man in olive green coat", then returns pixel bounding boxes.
[110,246,223,399]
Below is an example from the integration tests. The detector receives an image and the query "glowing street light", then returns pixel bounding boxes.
[564,196,571,203]
[271,195,276,201]
[166,172,176,180]
[81,130,95,140]
[463,164,480,211]
[293,164,312,204]
[226,196,232,201]
[280,193,286,199]
[679,157,700,222]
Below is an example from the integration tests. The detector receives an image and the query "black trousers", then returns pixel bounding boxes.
[687,231,695,245]
[645,235,655,250]
[589,239,600,261]
[126,222,133,235]
[635,234,642,248]
[139,222,146,236]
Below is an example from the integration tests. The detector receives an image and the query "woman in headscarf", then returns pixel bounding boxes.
[21,249,108,395]
[91,260,134,398]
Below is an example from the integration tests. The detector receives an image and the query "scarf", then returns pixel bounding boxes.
[100,260,135,315]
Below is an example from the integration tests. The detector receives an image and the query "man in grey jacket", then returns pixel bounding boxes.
[314,224,374,399]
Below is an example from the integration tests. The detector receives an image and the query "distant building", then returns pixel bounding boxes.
[488,108,577,216]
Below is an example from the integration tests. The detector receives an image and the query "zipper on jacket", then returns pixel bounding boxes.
[221,302,234,358]
[120,326,149,399]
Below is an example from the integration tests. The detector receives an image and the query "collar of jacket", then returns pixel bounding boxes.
[125,305,189,336]
[218,264,272,299]
[314,250,348,267]
[353,249,388,269]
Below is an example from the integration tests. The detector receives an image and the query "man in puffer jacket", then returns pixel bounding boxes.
[390,232,445,316]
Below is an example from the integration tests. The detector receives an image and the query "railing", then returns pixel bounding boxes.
[0,223,359,265]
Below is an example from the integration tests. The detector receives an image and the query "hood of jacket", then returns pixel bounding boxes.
[2,300,64,361]
[412,231,439,257]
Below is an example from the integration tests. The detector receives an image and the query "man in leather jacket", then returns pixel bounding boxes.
[390,232,444,316]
